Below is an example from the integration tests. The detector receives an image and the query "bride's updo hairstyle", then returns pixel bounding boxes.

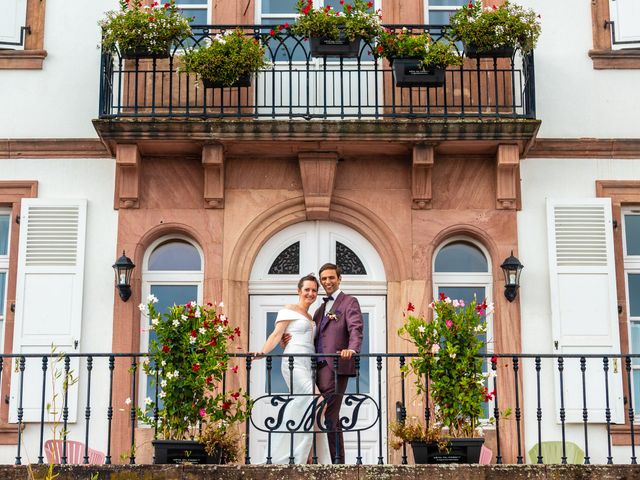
[297,274,319,290]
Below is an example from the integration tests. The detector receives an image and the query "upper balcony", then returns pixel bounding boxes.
[94,25,540,154]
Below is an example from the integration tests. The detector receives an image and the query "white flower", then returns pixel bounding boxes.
[194,307,201,318]
[161,360,166,367]
[452,299,459,308]
[145,397,152,406]
[220,314,227,322]
[219,301,224,308]
[173,370,179,378]
[199,327,206,335]
[161,380,167,388]
[418,325,426,333]
[217,326,224,333]
[159,391,166,399]
[449,352,457,359]
[444,297,452,304]
[181,314,188,321]
[189,336,197,344]
[138,303,148,313]
[147,294,159,304]
[172,319,179,327]
[151,317,159,326]
[124,397,131,405]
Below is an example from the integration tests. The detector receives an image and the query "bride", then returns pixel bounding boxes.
[254,274,332,464]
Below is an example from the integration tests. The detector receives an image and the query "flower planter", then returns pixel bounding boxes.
[463,43,515,59]
[120,45,171,60]
[410,438,484,464]
[309,35,362,58]
[152,439,225,465]
[391,58,445,88]
[202,74,252,89]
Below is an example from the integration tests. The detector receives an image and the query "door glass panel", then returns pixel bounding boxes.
[264,311,287,393]
[0,214,9,255]
[631,322,640,366]
[146,284,199,403]
[629,274,640,317]
[0,272,6,316]
[347,312,369,393]
[625,215,640,256]
[634,370,640,415]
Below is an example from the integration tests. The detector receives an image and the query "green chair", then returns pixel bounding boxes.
[527,441,585,464]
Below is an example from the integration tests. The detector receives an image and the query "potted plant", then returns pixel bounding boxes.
[376,28,461,87]
[449,0,541,58]
[180,29,269,88]
[290,0,382,58]
[99,0,192,59]
[138,296,252,464]
[398,296,494,463]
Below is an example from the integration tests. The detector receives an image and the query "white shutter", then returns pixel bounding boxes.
[0,0,28,49]
[609,0,640,48]
[9,199,87,423]
[547,198,624,424]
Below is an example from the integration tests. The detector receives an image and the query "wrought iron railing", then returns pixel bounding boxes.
[98,25,536,120]
[0,352,639,465]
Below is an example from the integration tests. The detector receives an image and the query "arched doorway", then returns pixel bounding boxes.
[248,221,387,464]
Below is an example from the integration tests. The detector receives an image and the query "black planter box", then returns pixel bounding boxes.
[410,438,484,464]
[202,74,252,89]
[152,439,224,465]
[391,58,445,87]
[309,36,361,58]
[463,43,515,59]
[120,45,171,60]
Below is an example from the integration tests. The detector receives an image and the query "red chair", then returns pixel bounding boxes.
[44,439,105,464]
[479,445,493,464]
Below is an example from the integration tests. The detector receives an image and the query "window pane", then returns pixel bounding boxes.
[148,240,201,271]
[629,274,640,317]
[0,272,5,316]
[264,311,287,393]
[631,322,640,365]
[634,370,640,415]
[347,312,369,393]
[0,215,9,256]
[179,8,208,24]
[428,10,456,24]
[434,241,488,272]
[428,0,466,6]
[625,215,640,256]
[262,0,298,14]
[262,20,309,62]
[177,0,207,4]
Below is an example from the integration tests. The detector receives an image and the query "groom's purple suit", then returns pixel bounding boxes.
[313,291,363,463]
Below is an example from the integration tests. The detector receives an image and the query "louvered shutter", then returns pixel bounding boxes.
[0,0,28,49]
[9,199,87,423]
[609,0,640,47]
[547,198,624,423]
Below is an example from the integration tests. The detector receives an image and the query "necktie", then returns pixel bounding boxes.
[323,295,334,303]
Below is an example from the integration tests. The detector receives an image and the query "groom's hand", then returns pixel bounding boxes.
[279,333,292,349]
[338,349,356,359]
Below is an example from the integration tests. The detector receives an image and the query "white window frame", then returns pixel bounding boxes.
[432,236,494,422]
[139,235,205,410]
[622,206,640,421]
[608,0,640,50]
[0,208,11,354]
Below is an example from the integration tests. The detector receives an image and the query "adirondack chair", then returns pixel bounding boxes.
[527,441,585,464]
[44,439,105,464]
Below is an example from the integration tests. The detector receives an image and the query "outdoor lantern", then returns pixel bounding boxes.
[500,251,523,302]
[113,251,135,302]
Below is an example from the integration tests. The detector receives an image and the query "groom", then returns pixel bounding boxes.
[314,262,363,464]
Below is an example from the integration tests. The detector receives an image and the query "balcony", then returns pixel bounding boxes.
[0,352,638,468]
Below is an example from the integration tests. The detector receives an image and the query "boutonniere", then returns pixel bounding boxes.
[327,311,339,322]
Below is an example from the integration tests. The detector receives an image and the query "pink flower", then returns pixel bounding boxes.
[431,344,440,354]
[199,408,206,417]
[445,320,453,329]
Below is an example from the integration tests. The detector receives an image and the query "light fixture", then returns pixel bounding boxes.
[500,251,523,302]
[113,251,135,302]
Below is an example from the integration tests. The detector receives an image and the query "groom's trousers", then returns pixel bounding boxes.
[317,365,349,464]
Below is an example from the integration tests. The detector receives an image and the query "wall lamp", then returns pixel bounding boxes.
[113,251,135,302]
[500,251,523,302]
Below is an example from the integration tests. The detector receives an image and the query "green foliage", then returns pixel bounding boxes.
[99,0,192,55]
[137,296,252,440]
[449,0,541,54]
[399,295,493,438]
[199,420,244,463]
[290,0,382,42]
[376,28,462,69]
[180,30,268,87]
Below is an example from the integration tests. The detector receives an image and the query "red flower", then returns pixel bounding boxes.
[234,327,241,336]
[439,292,446,301]
[407,302,415,312]
[284,22,289,28]
[231,365,239,374]
[222,401,232,410]
[468,2,473,7]
[367,1,373,7]
[340,0,344,3]
[278,24,283,31]
[203,320,209,329]
[148,16,155,21]
[208,337,217,347]
[346,4,352,11]
[151,1,158,6]
[302,5,311,14]
[162,345,170,353]
[205,375,213,384]
[191,329,197,337]
[491,355,498,364]
[192,363,200,372]
[164,2,170,8]
[229,335,235,341]
[231,392,240,399]
[207,302,213,307]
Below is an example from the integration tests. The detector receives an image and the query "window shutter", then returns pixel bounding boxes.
[9,199,87,423]
[0,0,28,49]
[547,198,624,424]
[609,0,640,47]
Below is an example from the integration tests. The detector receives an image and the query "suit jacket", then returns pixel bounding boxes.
[313,291,363,377]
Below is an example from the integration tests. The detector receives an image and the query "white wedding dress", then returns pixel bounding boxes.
[269,308,332,464]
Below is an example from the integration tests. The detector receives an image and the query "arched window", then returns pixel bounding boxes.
[140,236,204,402]
[433,237,493,418]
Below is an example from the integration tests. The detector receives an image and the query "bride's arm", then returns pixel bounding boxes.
[257,320,291,356]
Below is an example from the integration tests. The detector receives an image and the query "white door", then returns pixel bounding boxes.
[248,221,387,463]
